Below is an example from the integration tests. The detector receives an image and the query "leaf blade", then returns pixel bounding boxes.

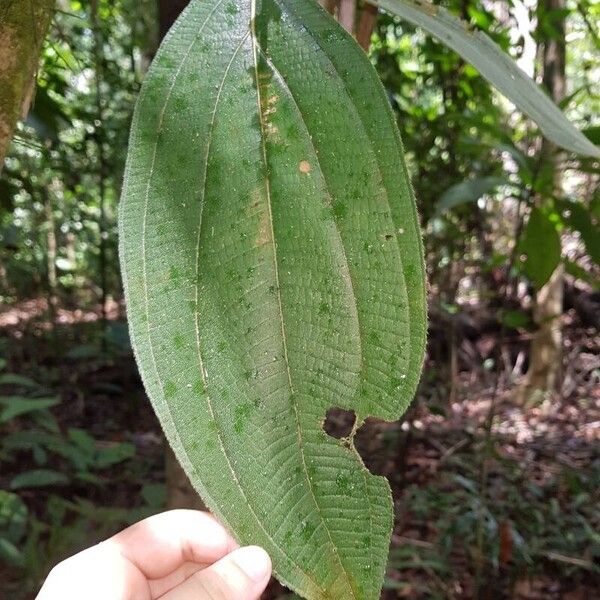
[374,0,600,158]
[521,207,561,289]
[10,469,69,490]
[436,176,507,215]
[0,396,59,424]
[119,1,427,598]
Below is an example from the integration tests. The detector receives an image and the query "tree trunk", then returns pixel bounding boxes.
[324,0,378,47]
[357,3,378,50]
[338,0,357,34]
[319,0,339,14]
[91,0,109,341]
[42,186,59,349]
[0,0,54,168]
[44,190,57,296]
[526,265,564,398]
[524,0,566,401]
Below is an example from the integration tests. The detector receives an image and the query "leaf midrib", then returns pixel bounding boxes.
[134,2,328,597]
[258,46,378,599]
[127,1,422,596]
[249,1,359,597]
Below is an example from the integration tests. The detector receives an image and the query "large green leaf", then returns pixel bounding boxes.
[119,0,426,598]
[555,199,600,265]
[373,0,600,159]
[436,176,507,215]
[520,207,561,289]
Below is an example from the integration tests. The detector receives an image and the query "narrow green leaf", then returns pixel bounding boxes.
[0,397,59,424]
[10,469,69,490]
[0,374,40,389]
[555,199,600,265]
[0,538,24,566]
[0,490,28,543]
[563,260,599,289]
[373,0,600,158]
[95,442,136,469]
[436,176,507,215]
[520,207,561,289]
[119,1,427,598]
[582,125,600,146]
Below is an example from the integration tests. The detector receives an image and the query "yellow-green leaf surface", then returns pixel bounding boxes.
[119,1,426,598]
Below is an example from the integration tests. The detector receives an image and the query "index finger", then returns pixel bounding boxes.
[103,510,238,580]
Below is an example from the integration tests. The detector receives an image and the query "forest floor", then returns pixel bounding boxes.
[0,299,598,599]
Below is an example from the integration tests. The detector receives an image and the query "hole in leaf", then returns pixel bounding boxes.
[353,418,405,478]
[323,408,356,440]
[323,411,406,478]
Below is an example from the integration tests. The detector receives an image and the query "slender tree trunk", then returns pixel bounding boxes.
[319,0,339,14]
[43,186,58,349]
[527,266,564,396]
[0,0,54,168]
[524,0,566,400]
[339,0,357,34]
[322,0,378,49]
[357,3,378,50]
[44,190,57,298]
[91,0,109,341]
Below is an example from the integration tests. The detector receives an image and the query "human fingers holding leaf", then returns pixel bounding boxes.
[36,510,272,600]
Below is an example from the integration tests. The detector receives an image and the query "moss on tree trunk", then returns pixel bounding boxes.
[0,0,55,168]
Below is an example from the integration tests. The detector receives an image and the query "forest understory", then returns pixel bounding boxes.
[1,297,597,600]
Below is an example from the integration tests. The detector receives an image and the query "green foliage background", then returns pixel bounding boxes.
[0,0,598,598]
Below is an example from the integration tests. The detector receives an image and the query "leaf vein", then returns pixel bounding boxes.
[251,5,359,599]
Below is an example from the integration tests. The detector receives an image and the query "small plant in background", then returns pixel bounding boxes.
[0,360,165,599]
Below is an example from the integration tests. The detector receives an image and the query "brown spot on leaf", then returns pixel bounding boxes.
[249,187,262,210]
[299,160,311,174]
[256,209,270,247]
[248,187,270,247]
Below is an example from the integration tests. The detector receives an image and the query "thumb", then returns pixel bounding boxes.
[162,546,272,600]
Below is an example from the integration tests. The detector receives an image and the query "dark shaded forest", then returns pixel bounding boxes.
[0,0,598,598]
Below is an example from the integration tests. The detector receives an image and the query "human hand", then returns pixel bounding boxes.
[36,510,272,600]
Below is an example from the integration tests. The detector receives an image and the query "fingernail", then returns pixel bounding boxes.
[232,546,272,582]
